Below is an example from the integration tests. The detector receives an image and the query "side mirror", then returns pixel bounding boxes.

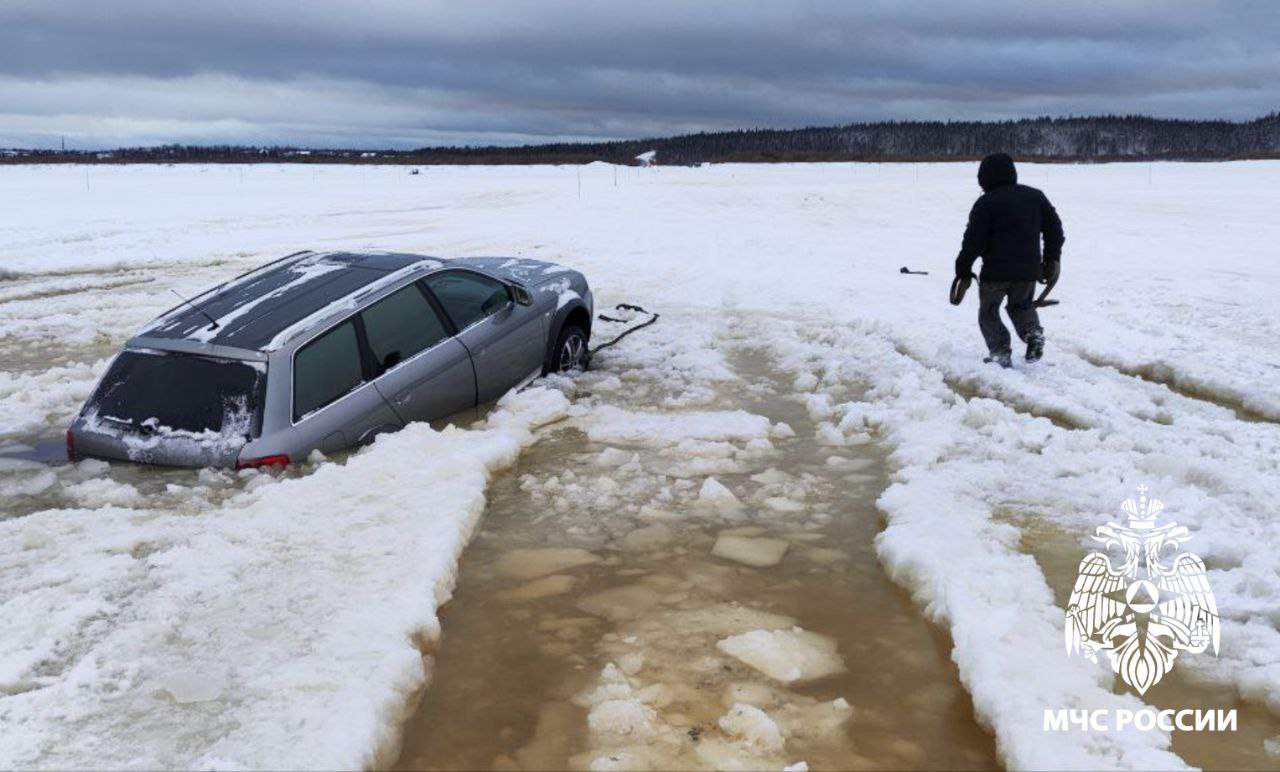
[509,284,533,306]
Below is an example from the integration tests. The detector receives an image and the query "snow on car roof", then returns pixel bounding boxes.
[136,251,443,351]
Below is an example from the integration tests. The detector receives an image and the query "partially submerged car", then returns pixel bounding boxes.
[67,251,593,468]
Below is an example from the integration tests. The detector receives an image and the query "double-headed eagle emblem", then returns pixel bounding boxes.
[1065,486,1219,694]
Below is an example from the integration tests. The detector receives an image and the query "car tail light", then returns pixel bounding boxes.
[65,429,77,460]
[235,454,290,471]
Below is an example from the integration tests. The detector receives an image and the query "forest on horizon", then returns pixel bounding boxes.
[5,112,1279,166]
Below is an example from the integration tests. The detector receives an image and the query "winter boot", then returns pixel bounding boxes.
[984,349,1013,369]
[1026,332,1045,363]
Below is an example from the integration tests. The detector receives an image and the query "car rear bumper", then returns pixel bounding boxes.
[69,416,245,468]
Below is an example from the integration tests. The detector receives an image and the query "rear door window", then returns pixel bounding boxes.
[361,285,451,375]
[87,350,265,437]
[294,320,364,420]
[424,271,510,330]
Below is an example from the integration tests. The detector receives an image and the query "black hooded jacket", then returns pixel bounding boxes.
[955,153,1064,282]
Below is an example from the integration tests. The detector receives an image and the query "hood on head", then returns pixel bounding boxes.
[978,153,1017,192]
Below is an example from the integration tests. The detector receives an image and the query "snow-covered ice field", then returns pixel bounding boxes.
[1,161,1279,770]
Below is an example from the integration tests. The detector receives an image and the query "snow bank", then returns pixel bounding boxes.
[0,360,106,440]
[0,387,568,769]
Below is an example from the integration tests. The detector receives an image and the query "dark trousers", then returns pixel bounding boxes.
[978,280,1042,355]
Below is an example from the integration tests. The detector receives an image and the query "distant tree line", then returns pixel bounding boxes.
[5,113,1278,166]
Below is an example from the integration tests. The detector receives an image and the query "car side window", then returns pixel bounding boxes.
[361,284,450,375]
[293,320,364,420]
[424,271,510,330]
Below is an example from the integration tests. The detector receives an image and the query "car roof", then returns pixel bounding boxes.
[135,250,445,352]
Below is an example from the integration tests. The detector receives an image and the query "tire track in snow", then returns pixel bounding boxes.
[0,276,156,306]
[1070,347,1280,424]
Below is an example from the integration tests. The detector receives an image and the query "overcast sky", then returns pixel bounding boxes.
[1,0,1277,149]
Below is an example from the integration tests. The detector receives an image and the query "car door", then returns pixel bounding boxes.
[423,270,545,404]
[291,317,403,454]
[361,283,476,424]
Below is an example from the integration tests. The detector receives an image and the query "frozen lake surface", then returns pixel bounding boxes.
[1,162,1279,769]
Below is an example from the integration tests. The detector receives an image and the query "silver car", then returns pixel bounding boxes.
[67,251,593,468]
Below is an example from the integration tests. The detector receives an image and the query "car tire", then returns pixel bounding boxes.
[547,324,588,374]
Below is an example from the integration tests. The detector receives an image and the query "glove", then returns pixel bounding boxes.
[1040,259,1060,285]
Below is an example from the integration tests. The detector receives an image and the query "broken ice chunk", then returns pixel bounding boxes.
[594,447,635,467]
[500,574,578,602]
[803,547,846,566]
[696,477,743,510]
[749,467,794,485]
[763,497,805,513]
[637,505,680,522]
[618,524,675,552]
[587,698,658,738]
[815,423,846,446]
[712,535,789,567]
[717,526,767,537]
[577,583,665,621]
[716,627,846,684]
[617,652,646,675]
[491,547,601,580]
[836,457,877,472]
[718,702,785,751]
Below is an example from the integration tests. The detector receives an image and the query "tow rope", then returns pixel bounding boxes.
[586,303,659,366]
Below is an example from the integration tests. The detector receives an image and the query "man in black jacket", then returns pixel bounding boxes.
[955,153,1064,366]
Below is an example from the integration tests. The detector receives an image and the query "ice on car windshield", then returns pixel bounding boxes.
[86,349,266,438]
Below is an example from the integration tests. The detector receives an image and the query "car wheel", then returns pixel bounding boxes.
[549,324,588,373]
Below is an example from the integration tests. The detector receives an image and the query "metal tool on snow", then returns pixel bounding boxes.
[1033,260,1061,308]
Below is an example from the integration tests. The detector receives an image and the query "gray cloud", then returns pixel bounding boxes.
[0,0,1277,148]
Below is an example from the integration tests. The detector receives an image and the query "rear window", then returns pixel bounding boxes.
[88,350,266,437]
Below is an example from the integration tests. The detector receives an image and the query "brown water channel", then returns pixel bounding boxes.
[394,348,998,771]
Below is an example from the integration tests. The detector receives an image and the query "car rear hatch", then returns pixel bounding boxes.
[71,348,266,467]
